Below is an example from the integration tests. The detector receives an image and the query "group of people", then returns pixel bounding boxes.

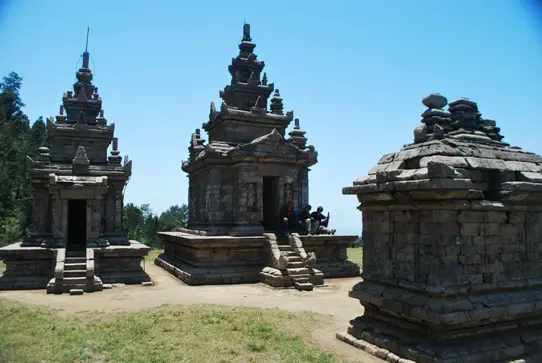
[280,200,336,236]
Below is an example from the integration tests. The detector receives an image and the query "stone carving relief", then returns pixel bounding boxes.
[247,183,256,209]
[283,183,293,203]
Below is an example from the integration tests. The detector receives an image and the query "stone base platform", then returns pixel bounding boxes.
[337,318,542,363]
[156,231,360,287]
[0,241,151,291]
[155,253,262,285]
[94,242,152,285]
[0,245,55,290]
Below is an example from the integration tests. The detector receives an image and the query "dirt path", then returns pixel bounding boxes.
[0,264,380,363]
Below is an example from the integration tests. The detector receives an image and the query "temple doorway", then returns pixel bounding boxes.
[67,199,86,250]
[262,177,279,231]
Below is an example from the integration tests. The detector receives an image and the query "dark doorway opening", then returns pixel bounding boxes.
[67,199,86,251]
[262,177,279,231]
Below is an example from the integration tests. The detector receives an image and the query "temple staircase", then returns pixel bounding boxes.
[47,248,103,295]
[277,244,314,291]
[260,233,324,291]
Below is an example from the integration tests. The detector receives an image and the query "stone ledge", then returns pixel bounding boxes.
[350,281,542,332]
[155,254,261,285]
[158,232,266,248]
[0,275,52,290]
[337,315,542,363]
[316,262,360,278]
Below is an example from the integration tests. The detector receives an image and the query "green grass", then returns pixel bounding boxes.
[0,299,338,363]
[347,247,363,266]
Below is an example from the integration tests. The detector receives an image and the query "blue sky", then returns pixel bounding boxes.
[1,0,541,235]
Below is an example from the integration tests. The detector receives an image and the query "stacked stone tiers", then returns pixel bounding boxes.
[0,241,151,289]
[340,94,542,363]
[156,231,359,285]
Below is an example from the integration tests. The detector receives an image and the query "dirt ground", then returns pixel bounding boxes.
[0,263,381,363]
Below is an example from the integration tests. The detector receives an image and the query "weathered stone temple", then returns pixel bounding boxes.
[156,24,359,291]
[0,48,150,294]
[338,93,542,362]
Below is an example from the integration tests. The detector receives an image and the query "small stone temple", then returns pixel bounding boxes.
[338,93,542,362]
[156,24,359,291]
[0,45,150,294]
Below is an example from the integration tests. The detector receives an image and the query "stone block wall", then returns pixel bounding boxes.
[300,235,360,277]
[0,245,55,289]
[157,232,267,285]
[363,209,542,290]
[93,242,151,284]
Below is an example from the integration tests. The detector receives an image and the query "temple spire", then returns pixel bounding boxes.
[242,23,251,42]
[82,27,90,68]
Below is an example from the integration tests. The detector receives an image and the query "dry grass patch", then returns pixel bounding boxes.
[145,248,162,263]
[0,298,339,363]
[0,260,5,275]
[347,248,362,266]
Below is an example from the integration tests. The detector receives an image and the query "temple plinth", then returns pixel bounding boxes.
[0,43,151,294]
[338,93,542,362]
[156,24,360,291]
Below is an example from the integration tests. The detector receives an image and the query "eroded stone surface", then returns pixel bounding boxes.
[341,94,542,363]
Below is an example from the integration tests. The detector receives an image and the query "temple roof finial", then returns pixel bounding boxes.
[242,22,251,42]
[85,26,90,53]
[82,27,90,68]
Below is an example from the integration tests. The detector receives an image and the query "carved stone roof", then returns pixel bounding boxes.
[343,93,542,205]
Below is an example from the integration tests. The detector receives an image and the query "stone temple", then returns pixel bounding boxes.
[156,24,360,291]
[338,93,542,362]
[0,46,150,294]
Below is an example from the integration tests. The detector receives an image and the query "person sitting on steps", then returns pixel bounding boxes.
[280,199,302,236]
[310,206,336,235]
[300,204,314,235]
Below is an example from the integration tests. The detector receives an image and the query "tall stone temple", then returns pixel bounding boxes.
[181,23,317,236]
[157,24,359,291]
[0,44,150,294]
[339,93,542,362]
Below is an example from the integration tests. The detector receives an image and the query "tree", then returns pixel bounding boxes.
[122,203,189,249]
[122,203,144,241]
[0,72,42,247]
[158,204,188,231]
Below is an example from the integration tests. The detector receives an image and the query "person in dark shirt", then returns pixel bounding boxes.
[310,206,336,235]
[280,200,301,234]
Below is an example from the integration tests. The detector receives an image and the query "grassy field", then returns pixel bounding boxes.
[0,299,339,363]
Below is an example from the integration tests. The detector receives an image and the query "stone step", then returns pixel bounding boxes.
[64,270,87,278]
[65,257,86,264]
[286,267,310,275]
[288,256,302,262]
[294,282,314,291]
[69,288,84,296]
[292,275,311,283]
[66,251,86,257]
[287,261,305,268]
[278,245,293,251]
[60,277,91,285]
[64,262,86,271]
